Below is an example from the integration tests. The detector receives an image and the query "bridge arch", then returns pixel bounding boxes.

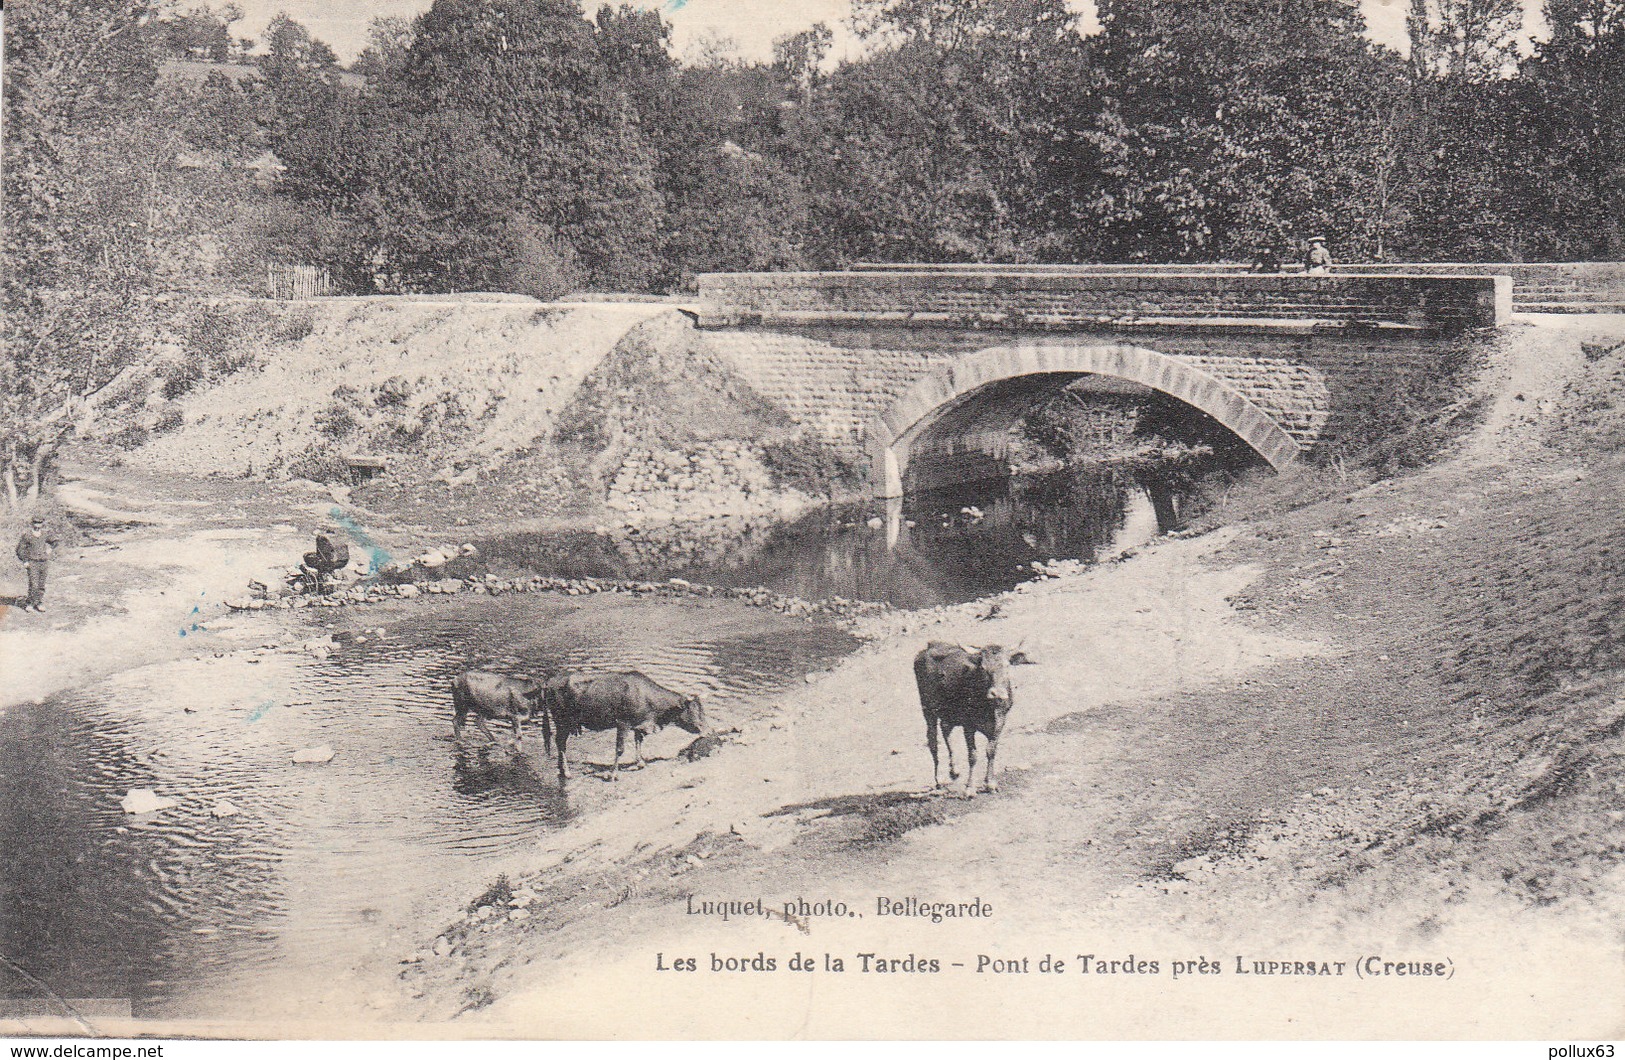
[866,341,1302,497]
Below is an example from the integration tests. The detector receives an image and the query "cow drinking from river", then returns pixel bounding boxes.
[913,642,1015,796]
[452,671,552,753]
[546,672,707,784]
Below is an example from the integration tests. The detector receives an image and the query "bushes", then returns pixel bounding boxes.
[285,446,352,483]
[1337,376,1490,479]
[106,422,150,449]
[153,403,186,435]
[158,301,269,399]
[274,307,318,345]
[160,359,206,400]
[373,376,413,409]
[314,403,359,440]
[759,437,863,496]
[500,221,583,302]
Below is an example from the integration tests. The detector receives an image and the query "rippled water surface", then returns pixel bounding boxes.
[0,592,855,1017]
[1,466,1195,1019]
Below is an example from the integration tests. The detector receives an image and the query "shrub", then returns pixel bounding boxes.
[160,360,205,400]
[275,308,317,344]
[469,874,513,913]
[153,404,186,435]
[314,403,359,440]
[286,446,351,483]
[373,376,413,409]
[501,222,582,302]
[1323,349,1489,477]
[759,437,863,495]
[106,422,150,449]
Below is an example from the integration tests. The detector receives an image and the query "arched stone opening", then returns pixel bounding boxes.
[865,342,1301,497]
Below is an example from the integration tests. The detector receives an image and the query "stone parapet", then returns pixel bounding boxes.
[696,270,1508,333]
[848,261,1625,313]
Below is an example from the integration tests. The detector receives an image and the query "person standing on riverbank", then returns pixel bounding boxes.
[15,516,59,612]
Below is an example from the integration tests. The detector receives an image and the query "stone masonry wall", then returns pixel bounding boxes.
[846,261,1625,312]
[696,323,1453,464]
[696,271,1509,332]
[604,440,814,525]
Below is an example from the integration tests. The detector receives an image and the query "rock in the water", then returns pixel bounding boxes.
[292,745,336,764]
[211,800,242,818]
[120,789,178,814]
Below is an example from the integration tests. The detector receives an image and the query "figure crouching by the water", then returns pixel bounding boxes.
[301,525,350,594]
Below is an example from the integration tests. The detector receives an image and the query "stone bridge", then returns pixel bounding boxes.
[691,268,1510,496]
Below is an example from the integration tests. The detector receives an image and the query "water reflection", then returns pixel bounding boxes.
[0,593,854,1017]
[483,467,1188,610]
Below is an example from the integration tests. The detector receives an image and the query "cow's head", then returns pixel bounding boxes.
[669,694,707,735]
[523,673,572,714]
[517,682,546,716]
[960,644,1013,705]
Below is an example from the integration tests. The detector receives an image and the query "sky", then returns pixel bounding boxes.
[220,0,1549,66]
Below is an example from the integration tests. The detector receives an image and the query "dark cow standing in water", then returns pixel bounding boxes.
[545,672,707,784]
[913,642,1015,796]
[451,671,552,752]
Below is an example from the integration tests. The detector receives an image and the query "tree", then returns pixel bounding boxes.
[352,16,416,81]
[1545,0,1625,43]
[773,23,832,101]
[787,0,1086,264]
[1406,0,1524,81]
[2,0,166,503]
[360,0,664,290]
[156,4,244,61]
[261,12,340,78]
[1077,0,1409,262]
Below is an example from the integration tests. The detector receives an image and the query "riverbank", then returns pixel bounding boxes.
[4,314,1622,1039]
[383,312,1625,1039]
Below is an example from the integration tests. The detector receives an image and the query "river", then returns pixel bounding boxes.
[0,465,1188,1019]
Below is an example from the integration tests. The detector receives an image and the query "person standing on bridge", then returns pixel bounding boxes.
[1304,235,1333,274]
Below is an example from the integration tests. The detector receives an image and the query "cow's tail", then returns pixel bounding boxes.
[450,679,466,734]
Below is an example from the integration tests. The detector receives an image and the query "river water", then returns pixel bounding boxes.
[483,467,1174,610]
[0,467,1181,1019]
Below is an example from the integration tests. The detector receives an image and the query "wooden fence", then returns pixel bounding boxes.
[266,264,334,300]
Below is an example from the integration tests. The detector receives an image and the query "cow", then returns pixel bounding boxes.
[913,642,1015,796]
[544,671,707,784]
[451,670,553,753]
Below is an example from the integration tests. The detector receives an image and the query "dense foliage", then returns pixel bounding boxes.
[3,0,1622,499]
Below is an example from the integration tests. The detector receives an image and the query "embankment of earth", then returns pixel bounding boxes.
[95,296,850,531]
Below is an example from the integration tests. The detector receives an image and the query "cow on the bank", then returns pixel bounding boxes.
[451,670,552,753]
[545,672,707,784]
[913,642,1015,796]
